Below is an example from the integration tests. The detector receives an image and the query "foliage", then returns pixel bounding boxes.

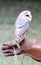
[0,2,41,65]
[0,0,41,2]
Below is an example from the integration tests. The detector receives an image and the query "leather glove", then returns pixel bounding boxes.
[2,42,23,56]
[2,42,14,56]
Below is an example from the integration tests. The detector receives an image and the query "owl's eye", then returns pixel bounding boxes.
[26,15,29,17]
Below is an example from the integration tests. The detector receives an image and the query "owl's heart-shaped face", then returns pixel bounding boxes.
[19,10,32,22]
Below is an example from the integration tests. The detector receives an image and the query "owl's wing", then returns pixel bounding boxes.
[14,23,29,44]
[15,16,28,28]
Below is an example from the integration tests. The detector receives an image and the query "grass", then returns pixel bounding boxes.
[0,2,41,65]
[0,21,41,65]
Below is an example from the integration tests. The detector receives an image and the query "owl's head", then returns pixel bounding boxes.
[19,10,32,22]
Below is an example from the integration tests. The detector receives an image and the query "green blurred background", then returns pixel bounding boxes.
[0,0,41,65]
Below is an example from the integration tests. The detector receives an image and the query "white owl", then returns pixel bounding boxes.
[13,10,32,49]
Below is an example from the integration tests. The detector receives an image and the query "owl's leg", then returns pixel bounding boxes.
[13,38,25,55]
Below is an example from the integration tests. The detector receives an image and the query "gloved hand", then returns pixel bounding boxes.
[2,42,14,56]
[2,42,23,56]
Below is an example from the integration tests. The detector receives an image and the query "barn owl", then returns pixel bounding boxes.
[13,10,32,49]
